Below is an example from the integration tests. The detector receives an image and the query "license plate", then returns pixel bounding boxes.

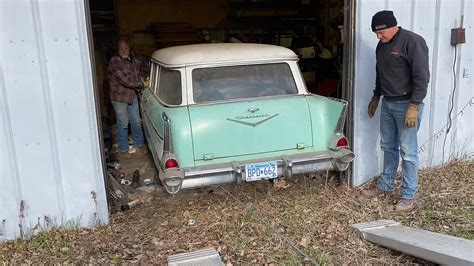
[245,161,278,182]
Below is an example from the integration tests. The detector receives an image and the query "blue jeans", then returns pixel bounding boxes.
[378,99,424,199]
[111,95,145,152]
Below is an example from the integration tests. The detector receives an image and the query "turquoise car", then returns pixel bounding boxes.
[140,43,354,194]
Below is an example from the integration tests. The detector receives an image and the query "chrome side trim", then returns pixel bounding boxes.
[142,108,164,140]
[227,114,279,127]
[162,112,173,156]
[188,93,306,107]
[335,101,348,133]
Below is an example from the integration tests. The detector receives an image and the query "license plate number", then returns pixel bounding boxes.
[245,161,278,182]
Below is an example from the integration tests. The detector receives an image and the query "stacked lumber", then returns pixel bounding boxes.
[148,22,202,48]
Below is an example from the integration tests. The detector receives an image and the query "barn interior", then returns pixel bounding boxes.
[88,0,347,197]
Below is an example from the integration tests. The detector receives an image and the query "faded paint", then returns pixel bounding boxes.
[353,0,473,186]
[0,0,108,241]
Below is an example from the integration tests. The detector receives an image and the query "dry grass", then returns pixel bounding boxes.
[1,160,472,264]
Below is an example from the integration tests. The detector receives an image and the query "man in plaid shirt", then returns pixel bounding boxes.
[108,37,149,158]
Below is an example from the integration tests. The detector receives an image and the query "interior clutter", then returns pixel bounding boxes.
[90,0,345,205]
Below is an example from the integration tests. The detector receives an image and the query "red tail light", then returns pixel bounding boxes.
[165,159,179,169]
[336,137,349,148]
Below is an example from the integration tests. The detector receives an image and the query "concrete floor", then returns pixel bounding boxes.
[111,148,159,188]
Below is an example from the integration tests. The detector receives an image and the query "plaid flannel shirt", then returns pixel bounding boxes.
[108,51,149,104]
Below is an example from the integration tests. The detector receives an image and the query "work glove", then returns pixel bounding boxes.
[405,103,419,128]
[367,96,380,118]
[142,77,150,89]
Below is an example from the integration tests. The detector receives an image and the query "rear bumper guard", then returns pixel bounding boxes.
[175,148,354,191]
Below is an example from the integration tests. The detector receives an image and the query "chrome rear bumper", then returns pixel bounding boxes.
[176,148,354,191]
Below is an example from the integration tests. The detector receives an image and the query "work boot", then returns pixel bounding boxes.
[117,151,131,159]
[361,187,391,198]
[135,146,148,155]
[395,199,416,212]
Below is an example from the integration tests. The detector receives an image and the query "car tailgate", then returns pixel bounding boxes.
[188,96,313,162]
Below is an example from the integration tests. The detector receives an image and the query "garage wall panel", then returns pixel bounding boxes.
[353,0,473,186]
[454,0,474,160]
[0,0,108,241]
[352,0,386,186]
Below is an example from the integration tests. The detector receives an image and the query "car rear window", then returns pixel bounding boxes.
[192,63,297,103]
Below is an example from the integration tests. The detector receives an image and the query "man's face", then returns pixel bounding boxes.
[117,42,130,58]
[375,26,398,43]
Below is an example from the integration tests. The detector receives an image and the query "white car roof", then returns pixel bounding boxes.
[151,43,298,67]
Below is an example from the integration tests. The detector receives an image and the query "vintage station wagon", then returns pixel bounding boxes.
[140,43,354,194]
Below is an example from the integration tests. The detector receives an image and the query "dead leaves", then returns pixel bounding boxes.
[299,236,311,247]
[272,178,291,189]
[0,160,472,264]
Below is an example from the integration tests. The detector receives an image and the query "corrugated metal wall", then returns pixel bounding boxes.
[353,0,473,186]
[0,0,108,241]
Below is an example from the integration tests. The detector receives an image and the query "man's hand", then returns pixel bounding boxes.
[368,96,380,118]
[143,77,150,89]
[405,104,419,128]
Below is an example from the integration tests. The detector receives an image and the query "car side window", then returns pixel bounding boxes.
[156,67,182,105]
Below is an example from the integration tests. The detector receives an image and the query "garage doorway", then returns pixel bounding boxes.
[87,0,356,183]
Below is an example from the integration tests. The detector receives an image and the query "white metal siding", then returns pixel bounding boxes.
[0,0,108,241]
[353,0,473,186]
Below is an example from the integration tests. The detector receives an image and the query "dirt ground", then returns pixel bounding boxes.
[1,160,472,264]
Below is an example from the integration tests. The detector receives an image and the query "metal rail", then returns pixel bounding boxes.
[168,247,224,266]
[219,185,319,265]
[350,220,474,265]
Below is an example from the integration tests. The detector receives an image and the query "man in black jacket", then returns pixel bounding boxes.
[362,10,430,211]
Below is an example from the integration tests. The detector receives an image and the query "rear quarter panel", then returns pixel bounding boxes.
[141,89,194,168]
[305,95,344,151]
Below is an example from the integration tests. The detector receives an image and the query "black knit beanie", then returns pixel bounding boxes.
[371,10,397,32]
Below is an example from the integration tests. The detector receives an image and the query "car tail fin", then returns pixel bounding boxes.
[329,99,350,150]
[333,98,347,134]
